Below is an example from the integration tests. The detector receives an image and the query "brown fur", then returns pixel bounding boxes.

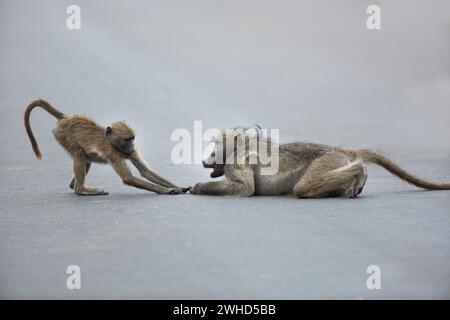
[24,99,190,196]
[191,128,450,198]
[24,99,65,159]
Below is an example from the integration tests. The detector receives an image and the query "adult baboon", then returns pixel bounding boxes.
[24,99,191,196]
[191,127,450,198]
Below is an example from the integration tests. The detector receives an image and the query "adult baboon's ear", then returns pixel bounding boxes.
[234,131,245,145]
[106,127,113,136]
[246,124,261,137]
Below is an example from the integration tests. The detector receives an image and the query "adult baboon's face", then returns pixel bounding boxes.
[202,150,225,178]
[202,126,264,178]
[202,134,227,178]
[106,121,136,156]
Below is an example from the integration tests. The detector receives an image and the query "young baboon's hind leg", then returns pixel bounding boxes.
[72,157,108,196]
[69,162,91,190]
[293,152,367,198]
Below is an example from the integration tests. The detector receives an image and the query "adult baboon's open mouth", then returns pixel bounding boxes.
[202,161,225,178]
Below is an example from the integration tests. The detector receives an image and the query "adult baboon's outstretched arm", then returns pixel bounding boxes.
[192,173,255,196]
[191,180,253,196]
[192,165,255,196]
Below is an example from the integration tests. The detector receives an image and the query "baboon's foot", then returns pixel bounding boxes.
[344,165,368,198]
[294,157,367,198]
[344,184,361,198]
[355,177,367,197]
[69,178,75,190]
[75,187,109,196]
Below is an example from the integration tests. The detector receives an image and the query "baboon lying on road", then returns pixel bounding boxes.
[191,127,450,198]
[25,99,191,196]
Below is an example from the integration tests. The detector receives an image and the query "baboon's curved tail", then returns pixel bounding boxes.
[24,99,65,159]
[356,149,450,190]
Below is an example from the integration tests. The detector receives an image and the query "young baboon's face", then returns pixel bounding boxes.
[106,121,136,156]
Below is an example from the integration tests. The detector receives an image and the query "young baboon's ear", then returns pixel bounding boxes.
[106,127,113,136]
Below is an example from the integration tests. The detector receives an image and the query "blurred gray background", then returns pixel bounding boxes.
[0,0,449,299]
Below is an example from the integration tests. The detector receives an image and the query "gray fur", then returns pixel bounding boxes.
[191,128,450,198]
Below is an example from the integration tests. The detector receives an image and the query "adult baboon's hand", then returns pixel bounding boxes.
[180,186,192,193]
[190,183,203,195]
[167,186,191,194]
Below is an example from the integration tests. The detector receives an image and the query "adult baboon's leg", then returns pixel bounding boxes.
[69,162,91,190]
[294,152,367,198]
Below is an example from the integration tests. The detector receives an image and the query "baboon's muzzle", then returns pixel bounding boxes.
[202,160,225,178]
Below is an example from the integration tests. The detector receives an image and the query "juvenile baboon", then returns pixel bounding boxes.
[24,99,191,196]
[191,127,450,198]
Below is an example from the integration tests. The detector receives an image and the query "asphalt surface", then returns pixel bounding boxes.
[1,1,449,299]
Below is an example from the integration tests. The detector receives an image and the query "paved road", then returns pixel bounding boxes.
[1,1,449,299]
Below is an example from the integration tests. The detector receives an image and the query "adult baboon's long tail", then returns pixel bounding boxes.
[356,149,450,190]
[24,99,66,159]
